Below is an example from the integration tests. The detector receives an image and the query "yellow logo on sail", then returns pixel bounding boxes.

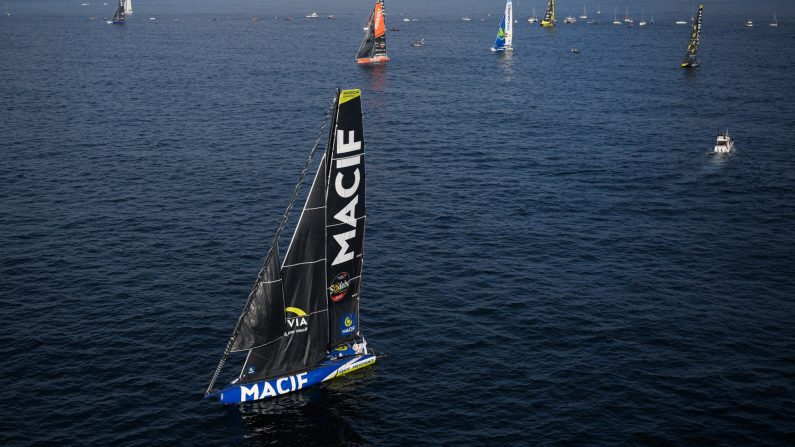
[339,89,360,105]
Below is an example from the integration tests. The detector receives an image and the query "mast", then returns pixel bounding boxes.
[681,3,703,68]
[205,94,336,397]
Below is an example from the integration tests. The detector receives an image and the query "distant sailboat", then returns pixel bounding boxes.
[770,13,778,27]
[623,6,631,23]
[123,0,131,16]
[204,89,377,405]
[580,5,587,19]
[681,3,703,69]
[612,7,621,25]
[491,0,513,52]
[528,7,538,23]
[108,0,125,24]
[540,0,555,27]
[650,11,654,24]
[639,9,646,26]
[356,0,390,64]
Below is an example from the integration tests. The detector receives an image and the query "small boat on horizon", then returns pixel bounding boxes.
[613,7,621,25]
[563,15,576,24]
[306,11,318,18]
[528,7,538,23]
[714,130,734,153]
[410,39,425,47]
[579,5,587,19]
[745,19,753,27]
[461,17,471,21]
[769,13,778,27]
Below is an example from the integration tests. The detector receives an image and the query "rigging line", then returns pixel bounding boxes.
[205,94,337,397]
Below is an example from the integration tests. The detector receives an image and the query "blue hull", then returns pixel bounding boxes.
[217,354,376,404]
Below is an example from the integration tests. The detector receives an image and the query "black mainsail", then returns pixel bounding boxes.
[326,91,366,347]
[206,89,367,396]
[681,3,703,68]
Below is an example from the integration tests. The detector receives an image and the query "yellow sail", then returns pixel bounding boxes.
[541,0,555,27]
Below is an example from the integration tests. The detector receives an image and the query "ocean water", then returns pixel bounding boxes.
[2,1,795,445]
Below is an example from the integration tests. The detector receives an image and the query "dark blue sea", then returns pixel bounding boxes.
[2,0,795,445]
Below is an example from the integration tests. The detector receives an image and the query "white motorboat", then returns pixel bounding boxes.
[745,19,753,27]
[714,130,735,153]
[563,15,576,24]
[306,11,318,18]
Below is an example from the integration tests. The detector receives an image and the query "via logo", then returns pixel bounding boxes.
[286,307,308,328]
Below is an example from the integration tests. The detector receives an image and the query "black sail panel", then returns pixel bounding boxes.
[230,245,285,352]
[356,10,376,59]
[239,152,331,383]
[326,90,366,347]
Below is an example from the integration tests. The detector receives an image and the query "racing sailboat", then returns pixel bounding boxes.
[541,0,555,27]
[681,3,703,69]
[491,0,513,52]
[108,0,125,24]
[356,0,390,64]
[205,89,377,404]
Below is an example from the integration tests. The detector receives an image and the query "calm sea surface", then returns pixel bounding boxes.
[2,1,795,445]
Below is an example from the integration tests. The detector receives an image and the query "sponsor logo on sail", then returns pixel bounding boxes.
[330,125,362,267]
[239,372,310,402]
[247,366,256,375]
[329,272,351,302]
[285,307,309,336]
[340,313,357,336]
